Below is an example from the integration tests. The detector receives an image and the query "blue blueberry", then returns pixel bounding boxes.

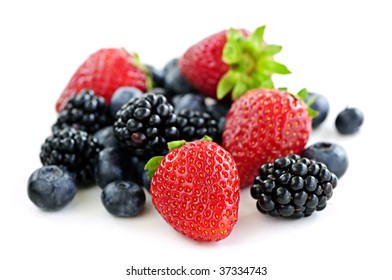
[93,126,119,148]
[145,64,165,88]
[172,93,207,113]
[301,142,349,178]
[130,157,151,192]
[206,101,231,145]
[95,147,137,189]
[110,87,142,118]
[28,165,77,211]
[163,58,195,96]
[306,92,329,129]
[335,107,364,135]
[101,180,146,217]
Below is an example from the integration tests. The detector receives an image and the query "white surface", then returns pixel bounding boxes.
[1,1,391,279]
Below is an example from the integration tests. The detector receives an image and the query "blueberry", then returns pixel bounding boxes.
[301,142,348,178]
[206,101,231,145]
[130,157,151,192]
[172,93,207,113]
[306,92,329,129]
[95,147,138,188]
[27,165,77,211]
[101,180,146,217]
[93,126,119,148]
[335,107,364,135]
[163,58,195,96]
[110,87,143,118]
[145,64,165,88]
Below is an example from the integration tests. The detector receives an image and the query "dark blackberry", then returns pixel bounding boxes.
[40,127,102,184]
[52,89,112,134]
[250,154,338,219]
[114,92,180,157]
[176,109,218,142]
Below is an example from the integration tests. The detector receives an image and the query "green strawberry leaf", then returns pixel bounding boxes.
[167,140,187,151]
[218,25,291,100]
[297,88,308,101]
[201,135,212,141]
[217,71,236,99]
[263,44,283,56]
[262,60,291,74]
[307,106,318,118]
[249,25,265,52]
[145,156,164,180]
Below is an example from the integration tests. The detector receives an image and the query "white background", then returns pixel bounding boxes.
[1,1,391,279]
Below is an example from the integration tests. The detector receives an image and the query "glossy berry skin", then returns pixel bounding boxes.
[40,128,102,184]
[28,165,77,211]
[335,107,364,135]
[110,87,143,118]
[164,59,195,96]
[93,126,119,148]
[95,147,137,189]
[146,64,165,88]
[306,92,329,129]
[223,89,312,188]
[301,142,348,178]
[178,30,230,99]
[172,93,207,113]
[176,109,219,142]
[150,140,240,242]
[52,89,112,134]
[56,48,150,112]
[114,93,180,157]
[101,180,146,217]
[251,154,338,219]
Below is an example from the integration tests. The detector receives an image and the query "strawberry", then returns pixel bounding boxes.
[178,26,290,100]
[222,88,315,188]
[145,136,240,242]
[55,48,152,112]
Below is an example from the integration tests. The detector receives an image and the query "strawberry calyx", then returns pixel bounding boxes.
[131,51,154,90]
[144,136,212,179]
[217,25,291,100]
[294,88,318,118]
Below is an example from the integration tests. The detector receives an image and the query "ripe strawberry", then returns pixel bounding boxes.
[222,88,314,188]
[55,48,152,112]
[178,26,290,100]
[146,137,240,242]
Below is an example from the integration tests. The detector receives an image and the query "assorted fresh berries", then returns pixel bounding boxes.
[52,89,112,134]
[56,48,151,112]
[40,127,101,184]
[251,154,338,218]
[335,107,364,135]
[222,88,312,188]
[28,25,360,241]
[146,137,240,242]
[179,26,290,100]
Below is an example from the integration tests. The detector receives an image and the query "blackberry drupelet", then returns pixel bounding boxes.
[176,109,218,142]
[250,154,338,219]
[40,127,102,184]
[114,92,180,157]
[53,89,112,134]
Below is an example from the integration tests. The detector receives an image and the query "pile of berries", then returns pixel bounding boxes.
[28,26,363,242]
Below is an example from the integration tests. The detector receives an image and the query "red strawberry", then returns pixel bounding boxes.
[146,137,240,242]
[222,88,314,188]
[55,48,151,112]
[178,26,290,100]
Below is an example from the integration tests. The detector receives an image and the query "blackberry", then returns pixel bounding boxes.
[114,92,179,157]
[40,127,102,184]
[176,109,218,142]
[52,89,112,134]
[250,154,338,219]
